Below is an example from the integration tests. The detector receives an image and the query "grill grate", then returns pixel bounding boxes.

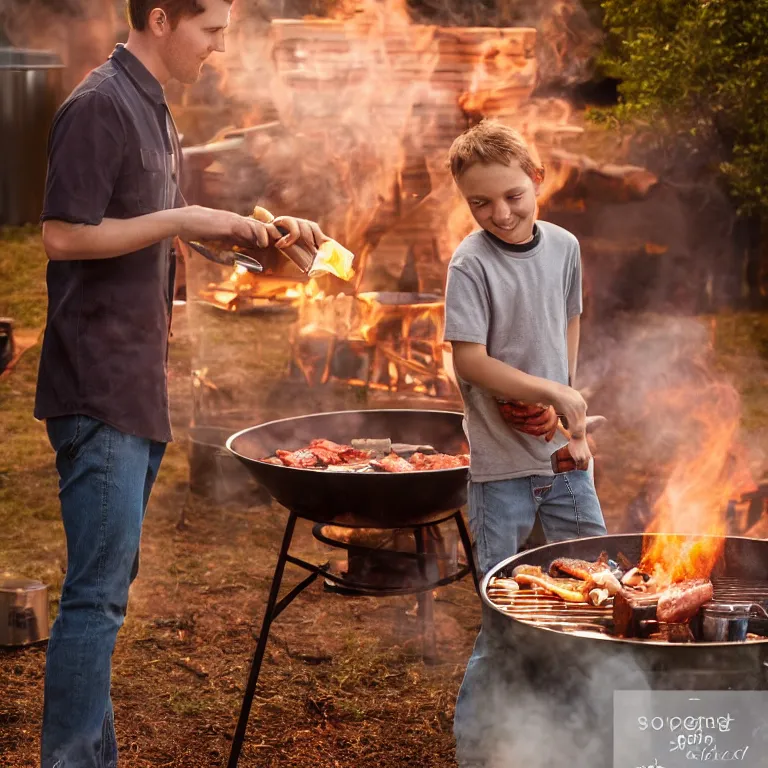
[486,577,768,637]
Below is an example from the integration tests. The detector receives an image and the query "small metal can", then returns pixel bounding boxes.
[0,577,50,646]
[699,602,754,643]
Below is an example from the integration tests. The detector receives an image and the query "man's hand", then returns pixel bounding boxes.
[178,205,281,248]
[497,400,559,442]
[273,216,329,252]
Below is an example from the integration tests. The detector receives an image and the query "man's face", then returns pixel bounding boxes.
[456,160,540,245]
[161,0,231,84]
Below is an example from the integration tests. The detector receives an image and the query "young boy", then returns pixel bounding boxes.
[443,120,607,766]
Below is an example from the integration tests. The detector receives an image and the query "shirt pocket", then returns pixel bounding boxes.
[136,147,167,213]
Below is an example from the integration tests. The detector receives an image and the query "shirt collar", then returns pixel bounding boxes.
[484,223,541,254]
[110,44,166,106]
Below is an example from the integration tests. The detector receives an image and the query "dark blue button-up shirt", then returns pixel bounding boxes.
[35,44,183,442]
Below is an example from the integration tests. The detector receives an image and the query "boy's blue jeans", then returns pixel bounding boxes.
[41,415,166,768]
[454,471,606,767]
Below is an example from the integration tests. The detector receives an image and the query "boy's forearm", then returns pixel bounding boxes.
[452,347,560,404]
[43,209,184,261]
[567,315,580,386]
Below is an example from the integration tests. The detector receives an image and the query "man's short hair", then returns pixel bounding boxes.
[448,120,543,181]
[127,0,230,31]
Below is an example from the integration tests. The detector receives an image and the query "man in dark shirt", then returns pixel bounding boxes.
[36,2,326,766]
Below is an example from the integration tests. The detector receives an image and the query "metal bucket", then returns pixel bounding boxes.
[0,42,64,226]
[0,577,49,646]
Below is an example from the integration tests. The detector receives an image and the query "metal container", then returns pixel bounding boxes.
[0,38,64,226]
[0,576,49,646]
[697,601,768,643]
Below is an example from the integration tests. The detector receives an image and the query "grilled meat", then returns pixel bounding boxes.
[613,589,659,638]
[308,439,373,462]
[274,449,319,468]
[613,578,714,637]
[370,453,415,473]
[408,452,470,470]
[308,447,344,465]
[549,553,610,581]
[512,565,590,603]
[497,400,559,442]
[656,579,713,624]
[265,439,468,472]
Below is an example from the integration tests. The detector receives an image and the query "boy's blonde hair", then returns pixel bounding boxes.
[448,120,543,181]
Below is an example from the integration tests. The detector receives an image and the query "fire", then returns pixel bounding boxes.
[639,380,754,586]
[183,3,658,400]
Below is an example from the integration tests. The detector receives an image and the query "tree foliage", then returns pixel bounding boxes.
[593,0,768,216]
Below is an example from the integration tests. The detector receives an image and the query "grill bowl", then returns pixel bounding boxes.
[482,533,768,680]
[226,409,468,527]
[474,534,768,768]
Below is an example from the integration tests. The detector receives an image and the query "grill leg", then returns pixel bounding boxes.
[227,511,298,768]
[454,510,480,595]
[414,527,437,662]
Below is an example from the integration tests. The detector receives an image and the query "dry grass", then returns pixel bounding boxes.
[0,227,476,768]
[1,227,768,767]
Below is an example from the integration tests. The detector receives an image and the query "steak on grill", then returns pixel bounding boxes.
[612,578,714,637]
[549,553,611,581]
[656,578,714,623]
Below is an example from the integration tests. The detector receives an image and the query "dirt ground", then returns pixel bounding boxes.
[2,227,768,767]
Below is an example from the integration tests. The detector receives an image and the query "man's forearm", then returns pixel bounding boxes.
[453,352,559,404]
[43,209,184,261]
[567,315,580,386]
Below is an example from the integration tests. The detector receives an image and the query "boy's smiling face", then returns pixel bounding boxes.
[457,160,541,245]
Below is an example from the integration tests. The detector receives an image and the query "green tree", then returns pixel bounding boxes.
[593,0,768,218]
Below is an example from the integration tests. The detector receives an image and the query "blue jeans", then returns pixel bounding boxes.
[454,472,606,767]
[41,415,166,768]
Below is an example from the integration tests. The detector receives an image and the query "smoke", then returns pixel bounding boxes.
[578,313,762,534]
[456,608,652,768]
[183,0,603,280]
[0,0,119,91]
[404,0,602,86]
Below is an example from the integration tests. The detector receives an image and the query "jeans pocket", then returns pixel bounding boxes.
[47,415,102,461]
[46,414,81,457]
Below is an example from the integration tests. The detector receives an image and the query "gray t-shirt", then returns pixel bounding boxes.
[443,220,582,482]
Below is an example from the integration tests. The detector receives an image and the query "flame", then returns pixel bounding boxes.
[639,380,754,586]
[184,3,657,402]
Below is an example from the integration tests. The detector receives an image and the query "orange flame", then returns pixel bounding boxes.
[640,380,754,586]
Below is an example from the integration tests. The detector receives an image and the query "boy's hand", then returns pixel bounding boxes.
[549,384,588,438]
[552,434,596,473]
[497,400,558,442]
